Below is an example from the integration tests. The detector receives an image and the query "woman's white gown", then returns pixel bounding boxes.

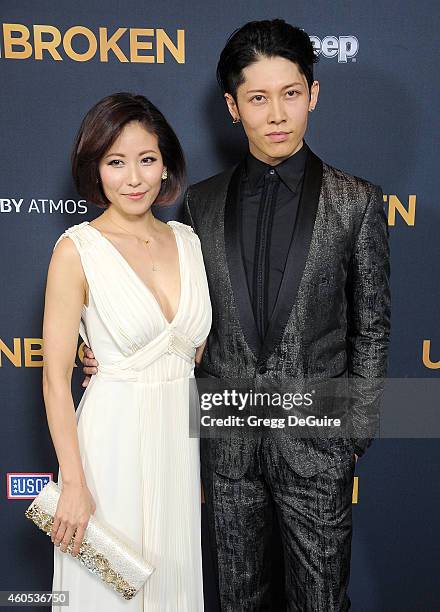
[51,220,212,611]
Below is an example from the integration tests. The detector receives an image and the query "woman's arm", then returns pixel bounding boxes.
[42,237,95,556]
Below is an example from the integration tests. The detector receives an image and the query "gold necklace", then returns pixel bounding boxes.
[108,217,160,272]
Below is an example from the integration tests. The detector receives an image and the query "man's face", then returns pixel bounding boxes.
[225,55,319,165]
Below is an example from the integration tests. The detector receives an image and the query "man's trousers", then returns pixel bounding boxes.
[202,438,355,612]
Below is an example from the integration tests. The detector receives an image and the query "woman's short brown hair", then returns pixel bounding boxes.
[71,92,186,207]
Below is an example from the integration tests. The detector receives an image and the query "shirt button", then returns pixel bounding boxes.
[258,365,268,374]
[269,169,275,175]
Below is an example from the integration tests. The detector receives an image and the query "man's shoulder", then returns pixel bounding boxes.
[187,165,237,201]
[321,160,384,224]
[322,160,380,198]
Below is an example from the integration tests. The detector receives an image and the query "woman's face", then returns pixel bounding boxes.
[98,121,165,216]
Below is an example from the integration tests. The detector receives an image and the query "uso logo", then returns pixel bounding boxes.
[6,473,53,500]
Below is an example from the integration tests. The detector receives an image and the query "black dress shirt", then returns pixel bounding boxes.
[240,142,309,340]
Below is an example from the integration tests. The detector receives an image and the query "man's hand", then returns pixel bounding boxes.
[82,346,99,388]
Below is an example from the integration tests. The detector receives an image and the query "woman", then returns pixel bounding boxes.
[43,92,211,611]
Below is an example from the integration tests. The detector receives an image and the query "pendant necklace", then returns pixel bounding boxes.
[109,217,160,272]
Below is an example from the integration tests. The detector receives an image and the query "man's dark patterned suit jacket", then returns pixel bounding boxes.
[184,148,391,478]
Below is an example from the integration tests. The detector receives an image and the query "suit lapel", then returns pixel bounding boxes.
[258,149,324,365]
[224,162,261,357]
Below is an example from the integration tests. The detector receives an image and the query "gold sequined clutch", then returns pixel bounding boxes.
[25,481,154,600]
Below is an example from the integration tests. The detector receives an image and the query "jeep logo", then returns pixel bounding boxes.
[310,35,359,63]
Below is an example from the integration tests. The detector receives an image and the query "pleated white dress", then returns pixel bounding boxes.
[51,220,212,611]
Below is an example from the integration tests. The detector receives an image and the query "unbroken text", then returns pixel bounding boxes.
[0,23,185,63]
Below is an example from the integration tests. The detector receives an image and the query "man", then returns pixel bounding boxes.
[83,19,390,612]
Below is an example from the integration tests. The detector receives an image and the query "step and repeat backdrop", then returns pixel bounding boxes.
[1,1,439,610]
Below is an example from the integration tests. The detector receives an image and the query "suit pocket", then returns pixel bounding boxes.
[331,367,348,378]
[194,365,219,379]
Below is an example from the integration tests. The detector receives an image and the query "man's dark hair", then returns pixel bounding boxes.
[217,19,318,99]
[72,92,186,208]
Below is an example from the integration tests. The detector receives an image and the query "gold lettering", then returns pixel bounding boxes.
[0,338,22,367]
[63,26,97,62]
[422,340,440,369]
[33,25,62,60]
[352,476,359,504]
[99,27,128,62]
[1,24,186,65]
[385,194,416,226]
[130,28,154,63]
[156,29,185,63]
[24,338,44,367]
[2,24,32,59]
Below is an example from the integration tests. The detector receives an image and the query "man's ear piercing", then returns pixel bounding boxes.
[232,117,241,124]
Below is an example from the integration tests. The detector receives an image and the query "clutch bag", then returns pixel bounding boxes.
[25,480,154,600]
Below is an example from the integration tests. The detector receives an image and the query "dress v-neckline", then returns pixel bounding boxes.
[86,221,183,327]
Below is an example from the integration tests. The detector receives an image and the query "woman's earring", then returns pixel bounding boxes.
[161,168,168,180]
[232,117,241,124]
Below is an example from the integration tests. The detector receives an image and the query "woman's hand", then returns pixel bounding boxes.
[82,346,99,388]
[51,482,96,557]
